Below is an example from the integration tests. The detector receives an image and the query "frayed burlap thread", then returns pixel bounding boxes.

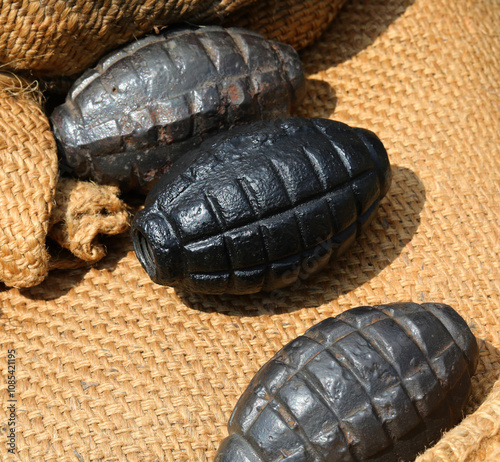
[48,178,130,266]
[0,0,499,461]
[0,73,58,288]
[0,73,130,285]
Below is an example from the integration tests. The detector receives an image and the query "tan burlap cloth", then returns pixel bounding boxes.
[0,0,343,76]
[0,81,130,286]
[1,0,499,460]
[0,74,58,288]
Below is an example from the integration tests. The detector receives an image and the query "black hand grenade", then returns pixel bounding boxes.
[50,25,305,192]
[215,302,479,461]
[131,117,391,294]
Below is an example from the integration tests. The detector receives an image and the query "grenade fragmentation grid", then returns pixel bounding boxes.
[51,26,305,192]
[215,302,479,462]
[131,117,391,294]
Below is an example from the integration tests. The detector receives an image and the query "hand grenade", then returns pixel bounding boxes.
[215,302,479,461]
[50,25,305,192]
[131,117,391,294]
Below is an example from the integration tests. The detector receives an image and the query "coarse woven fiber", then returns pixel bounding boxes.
[0,0,499,461]
[0,0,343,77]
[0,73,58,288]
[0,0,255,76]
[226,0,348,51]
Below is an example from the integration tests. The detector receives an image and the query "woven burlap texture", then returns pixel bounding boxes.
[227,0,347,51]
[0,0,254,76]
[0,74,58,288]
[1,0,499,460]
[0,0,344,77]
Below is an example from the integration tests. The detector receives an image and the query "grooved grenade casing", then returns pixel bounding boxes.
[215,302,479,462]
[131,117,391,294]
[50,26,305,192]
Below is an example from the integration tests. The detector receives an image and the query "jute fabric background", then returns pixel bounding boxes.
[0,0,499,460]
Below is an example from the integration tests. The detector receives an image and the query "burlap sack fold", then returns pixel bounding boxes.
[0,73,58,288]
[0,75,131,287]
[0,0,252,76]
[0,0,342,77]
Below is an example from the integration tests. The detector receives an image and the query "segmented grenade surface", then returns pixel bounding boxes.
[50,26,305,192]
[132,117,391,294]
[215,302,479,462]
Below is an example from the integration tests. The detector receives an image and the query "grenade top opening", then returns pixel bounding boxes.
[133,229,157,281]
[131,211,184,285]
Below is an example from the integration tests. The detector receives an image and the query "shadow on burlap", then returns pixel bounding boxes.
[0,0,499,461]
[179,165,426,316]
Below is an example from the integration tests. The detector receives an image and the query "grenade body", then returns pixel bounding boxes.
[50,26,305,192]
[215,302,479,461]
[131,117,391,294]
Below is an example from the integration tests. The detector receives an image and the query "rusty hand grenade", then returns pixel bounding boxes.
[215,302,479,461]
[50,25,305,192]
[131,117,391,294]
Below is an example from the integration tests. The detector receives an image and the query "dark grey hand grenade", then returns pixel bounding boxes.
[131,117,391,294]
[215,302,479,462]
[50,25,305,192]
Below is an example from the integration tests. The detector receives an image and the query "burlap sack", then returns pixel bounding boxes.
[0,0,499,460]
[0,0,345,77]
[0,75,130,287]
[229,0,347,51]
[0,73,58,288]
